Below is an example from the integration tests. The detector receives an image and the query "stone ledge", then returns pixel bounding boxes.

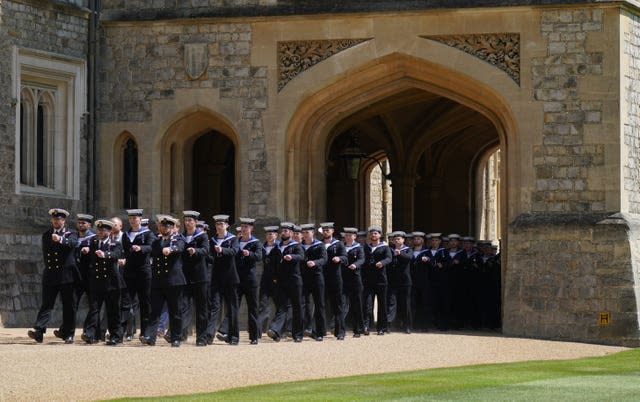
[510,211,629,228]
[100,0,636,21]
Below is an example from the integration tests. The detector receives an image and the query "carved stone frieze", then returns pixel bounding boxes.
[421,33,520,85]
[278,38,371,91]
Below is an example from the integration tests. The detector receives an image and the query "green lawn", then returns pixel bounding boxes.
[115,349,640,401]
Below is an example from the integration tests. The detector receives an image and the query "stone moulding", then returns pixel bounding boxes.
[421,33,520,85]
[278,38,372,91]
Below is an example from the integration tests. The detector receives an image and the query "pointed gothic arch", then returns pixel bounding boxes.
[159,108,240,218]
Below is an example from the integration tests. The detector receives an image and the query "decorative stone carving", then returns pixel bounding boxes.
[278,38,371,91]
[421,33,520,85]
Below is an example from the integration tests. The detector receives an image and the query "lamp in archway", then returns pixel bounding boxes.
[339,134,391,181]
[339,135,367,180]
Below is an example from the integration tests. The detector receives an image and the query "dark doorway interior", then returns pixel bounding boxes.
[192,131,235,223]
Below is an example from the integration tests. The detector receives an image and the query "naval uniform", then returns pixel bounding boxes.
[323,238,347,338]
[121,226,155,337]
[268,240,305,340]
[445,247,465,329]
[84,237,125,342]
[233,235,262,341]
[180,228,210,343]
[341,242,365,335]
[479,252,501,329]
[362,242,392,334]
[410,246,431,330]
[206,232,240,344]
[257,241,279,333]
[301,239,328,338]
[145,233,186,343]
[74,229,96,335]
[459,249,482,329]
[33,227,79,339]
[219,235,262,342]
[427,247,449,330]
[387,245,413,332]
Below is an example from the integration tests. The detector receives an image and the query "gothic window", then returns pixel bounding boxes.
[123,138,138,208]
[13,47,86,198]
[19,86,54,188]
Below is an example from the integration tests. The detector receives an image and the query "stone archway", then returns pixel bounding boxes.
[285,53,517,240]
[160,109,239,218]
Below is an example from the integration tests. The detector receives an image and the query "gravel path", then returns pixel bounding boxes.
[0,328,627,401]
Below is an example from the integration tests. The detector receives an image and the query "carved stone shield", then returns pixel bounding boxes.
[184,43,209,80]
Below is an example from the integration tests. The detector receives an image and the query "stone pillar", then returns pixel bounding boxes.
[392,174,416,230]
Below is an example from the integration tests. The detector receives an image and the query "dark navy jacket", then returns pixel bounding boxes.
[210,232,240,286]
[88,236,125,293]
[236,235,262,286]
[42,227,79,286]
[151,233,186,288]
[182,229,210,284]
[362,242,393,286]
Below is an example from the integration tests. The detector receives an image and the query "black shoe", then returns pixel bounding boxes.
[139,335,154,345]
[171,340,180,347]
[250,339,258,345]
[81,333,97,344]
[405,329,412,334]
[163,333,171,344]
[106,339,118,346]
[229,338,239,345]
[336,335,345,340]
[53,329,65,340]
[124,335,133,342]
[294,337,302,343]
[363,328,370,336]
[64,336,74,344]
[315,336,323,342]
[216,333,230,343]
[28,330,43,343]
[353,333,361,338]
[196,339,207,347]
[303,329,313,338]
[377,330,384,335]
[205,335,214,345]
[266,329,280,342]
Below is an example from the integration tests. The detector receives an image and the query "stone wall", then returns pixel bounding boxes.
[503,7,640,346]
[505,214,640,346]
[623,12,640,214]
[0,0,89,326]
[531,8,605,213]
[97,21,269,216]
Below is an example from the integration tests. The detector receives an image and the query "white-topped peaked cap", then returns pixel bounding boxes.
[76,213,94,222]
[213,214,230,222]
[95,219,115,230]
[49,208,70,218]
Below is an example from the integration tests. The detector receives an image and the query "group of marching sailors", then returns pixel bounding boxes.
[29,208,501,346]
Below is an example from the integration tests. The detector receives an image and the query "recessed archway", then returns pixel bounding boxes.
[160,109,239,219]
[285,53,516,240]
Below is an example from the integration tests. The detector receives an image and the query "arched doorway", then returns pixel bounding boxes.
[325,87,501,237]
[285,53,516,241]
[160,110,239,220]
[286,53,517,332]
[192,131,235,221]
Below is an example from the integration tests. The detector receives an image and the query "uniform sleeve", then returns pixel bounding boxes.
[379,246,393,266]
[246,241,262,262]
